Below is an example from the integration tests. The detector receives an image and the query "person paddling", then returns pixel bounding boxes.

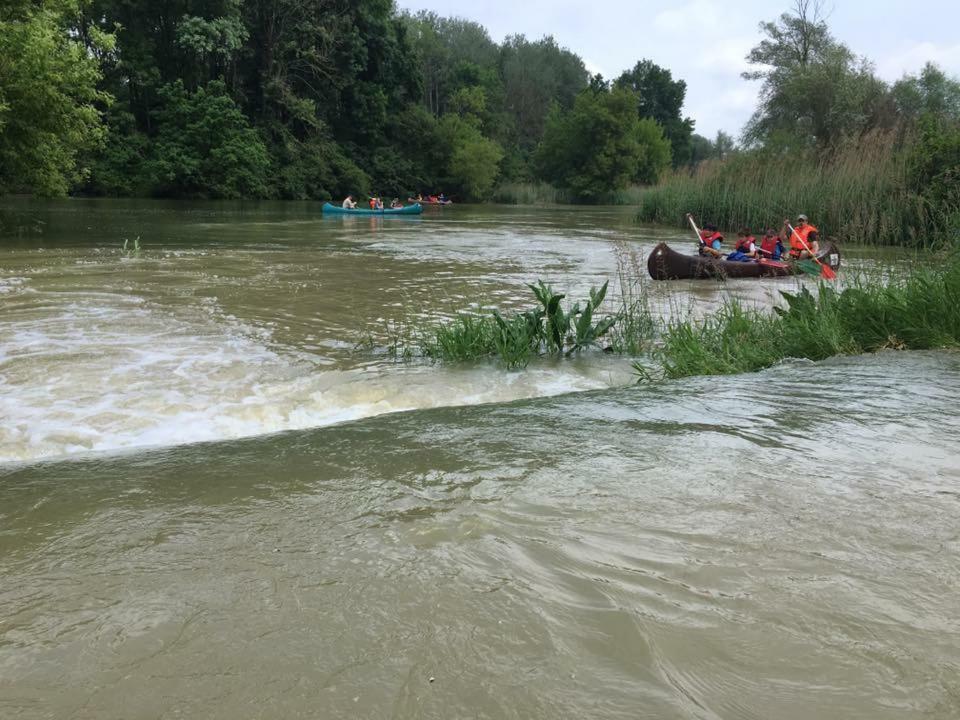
[695,221,724,258]
[342,195,357,209]
[782,214,819,259]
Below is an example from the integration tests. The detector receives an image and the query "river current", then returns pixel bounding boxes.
[1,200,957,718]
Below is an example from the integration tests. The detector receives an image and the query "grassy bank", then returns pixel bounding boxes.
[637,130,950,247]
[653,255,960,379]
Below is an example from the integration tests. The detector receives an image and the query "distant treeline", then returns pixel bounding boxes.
[0,0,728,202]
[638,1,960,247]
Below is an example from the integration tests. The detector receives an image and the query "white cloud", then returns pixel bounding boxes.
[653,0,725,33]
[875,41,960,80]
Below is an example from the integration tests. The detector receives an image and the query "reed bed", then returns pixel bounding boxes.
[638,131,940,247]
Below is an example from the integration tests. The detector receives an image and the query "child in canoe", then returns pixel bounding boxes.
[696,223,725,258]
[758,228,785,260]
[726,227,758,261]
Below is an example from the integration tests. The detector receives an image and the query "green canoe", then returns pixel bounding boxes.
[322,202,423,216]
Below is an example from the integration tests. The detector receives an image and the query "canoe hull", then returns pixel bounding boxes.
[647,241,841,280]
[409,198,452,205]
[322,202,423,216]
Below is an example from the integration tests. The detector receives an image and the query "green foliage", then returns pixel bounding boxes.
[743,3,890,150]
[437,115,504,200]
[0,1,112,196]
[421,280,620,368]
[908,114,960,236]
[142,80,270,198]
[653,256,960,379]
[535,87,671,201]
[892,62,960,121]
[615,59,693,166]
[500,35,589,151]
[634,118,673,185]
[636,130,943,247]
[86,108,150,196]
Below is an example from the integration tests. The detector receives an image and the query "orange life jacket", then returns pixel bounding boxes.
[789,224,818,252]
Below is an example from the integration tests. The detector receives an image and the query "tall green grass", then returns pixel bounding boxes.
[652,254,960,379]
[638,131,941,247]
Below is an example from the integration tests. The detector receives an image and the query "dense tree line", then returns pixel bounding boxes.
[0,0,715,202]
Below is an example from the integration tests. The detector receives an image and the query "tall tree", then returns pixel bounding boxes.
[500,35,588,151]
[742,0,888,149]
[615,59,693,166]
[534,86,671,201]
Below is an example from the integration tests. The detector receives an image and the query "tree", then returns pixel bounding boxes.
[500,35,588,151]
[0,1,112,196]
[438,115,503,200]
[615,59,693,165]
[534,87,671,201]
[142,80,270,198]
[742,0,888,149]
[892,63,960,121]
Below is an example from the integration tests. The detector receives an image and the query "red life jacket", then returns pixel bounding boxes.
[699,230,723,246]
[789,224,818,252]
[735,235,756,253]
[760,235,780,254]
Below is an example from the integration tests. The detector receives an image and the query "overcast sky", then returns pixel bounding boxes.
[394,0,960,140]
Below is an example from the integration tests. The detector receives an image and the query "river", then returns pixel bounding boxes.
[1,199,958,719]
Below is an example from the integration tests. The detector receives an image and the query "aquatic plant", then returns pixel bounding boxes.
[421,280,620,368]
[649,253,960,379]
[608,238,656,355]
[121,236,141,258]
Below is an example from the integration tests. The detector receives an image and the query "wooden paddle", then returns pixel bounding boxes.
[686,213,720,258]
[787,222,836,280]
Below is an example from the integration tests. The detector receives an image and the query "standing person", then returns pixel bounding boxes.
[783,214,819,258]
[758,228,785,260]
[696,222,724,258]
[342,195,357,209]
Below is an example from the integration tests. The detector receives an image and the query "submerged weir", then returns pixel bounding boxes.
[1,200,958,719]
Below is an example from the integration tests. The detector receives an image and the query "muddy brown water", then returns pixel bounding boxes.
[1,199,957,718]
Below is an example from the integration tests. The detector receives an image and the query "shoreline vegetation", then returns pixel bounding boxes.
[360,240,960,380]
[3,2,956,248]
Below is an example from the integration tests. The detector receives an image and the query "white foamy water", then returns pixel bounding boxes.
[0,286,629,463]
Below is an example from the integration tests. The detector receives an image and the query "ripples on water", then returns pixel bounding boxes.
[1,201,958,718]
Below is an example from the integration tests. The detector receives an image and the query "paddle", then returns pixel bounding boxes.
[686,213,719,258]
[787,222,836,280]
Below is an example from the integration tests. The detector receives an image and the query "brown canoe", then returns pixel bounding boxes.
[647,241,841,280]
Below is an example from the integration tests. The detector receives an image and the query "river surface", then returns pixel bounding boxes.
[1,200,958,718]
